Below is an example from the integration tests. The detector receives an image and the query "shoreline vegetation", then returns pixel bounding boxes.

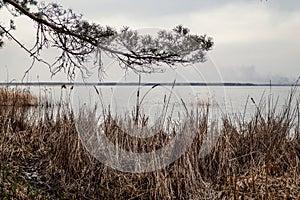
[0,88,38,107]
[0,86,299,199]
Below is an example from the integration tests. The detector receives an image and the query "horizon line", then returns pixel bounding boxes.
[0,81,299,87]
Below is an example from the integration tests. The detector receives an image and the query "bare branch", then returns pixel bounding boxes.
[1,0,214,79]
[0,24,50,68]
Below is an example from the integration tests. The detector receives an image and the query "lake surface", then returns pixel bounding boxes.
[12,84,300,123]
[9,83,297,123]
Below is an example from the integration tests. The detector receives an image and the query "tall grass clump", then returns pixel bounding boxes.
[0,87,38,107]
[0,86,299,199]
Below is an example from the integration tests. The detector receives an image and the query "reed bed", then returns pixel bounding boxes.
[0,87,38,107]
[0,86,299,199]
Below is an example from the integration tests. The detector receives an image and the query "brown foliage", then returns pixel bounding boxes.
[0,88,299,199]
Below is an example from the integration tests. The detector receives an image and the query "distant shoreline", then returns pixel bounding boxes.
[0,82,299,87]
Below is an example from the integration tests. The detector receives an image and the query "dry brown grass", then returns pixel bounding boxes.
[0,87,299,199]
[0,87,38,107]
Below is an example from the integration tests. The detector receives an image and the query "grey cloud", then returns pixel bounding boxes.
[53,0,300,21]
[51,0,238,20]
[270,0,300,11]
[1,0,300,83]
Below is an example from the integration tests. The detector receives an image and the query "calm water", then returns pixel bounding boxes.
[4,84,298,121]
[21,84,298,123]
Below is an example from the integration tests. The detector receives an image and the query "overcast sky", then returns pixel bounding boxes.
[0,0,299,83]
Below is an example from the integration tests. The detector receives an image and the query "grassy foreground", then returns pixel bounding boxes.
[0,87,299,199]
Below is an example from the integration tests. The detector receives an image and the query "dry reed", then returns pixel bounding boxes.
[0,86,299,199]
[0,87,38,107]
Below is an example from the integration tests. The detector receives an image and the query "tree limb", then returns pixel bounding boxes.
[1,0,214,78]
